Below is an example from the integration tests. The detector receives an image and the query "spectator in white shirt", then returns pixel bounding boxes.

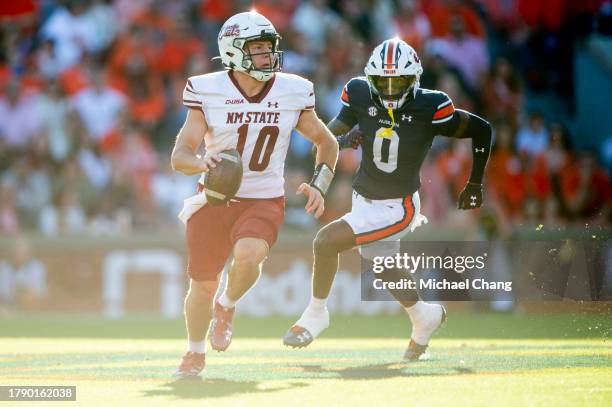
[429,15,489,90]
[70,68,126,143]
[291,0,340,55]
[516,112,550,158]
[0,82,42,150]
[36,81,73,163]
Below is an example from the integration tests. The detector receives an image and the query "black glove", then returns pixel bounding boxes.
[457,182,483,209]
[337,127,363,150]
[312,128,363,159]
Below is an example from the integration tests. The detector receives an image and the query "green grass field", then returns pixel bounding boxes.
[1,312,611,406]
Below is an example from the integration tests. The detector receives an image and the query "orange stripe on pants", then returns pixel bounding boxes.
[355,196,414,245]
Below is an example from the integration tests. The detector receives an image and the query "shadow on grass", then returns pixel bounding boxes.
[299,362,474,380]
[143,378,309,400]
[141,361,474,400]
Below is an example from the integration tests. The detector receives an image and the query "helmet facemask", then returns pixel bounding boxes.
[367,75,417,110]
[233,35,283,81]
[241,34,283,80]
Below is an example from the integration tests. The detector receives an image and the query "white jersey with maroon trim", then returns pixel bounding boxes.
[182,71,315,199]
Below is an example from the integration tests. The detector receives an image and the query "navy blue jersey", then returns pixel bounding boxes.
[336,76,459,200]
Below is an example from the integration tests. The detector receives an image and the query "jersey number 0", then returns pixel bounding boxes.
[373,127,399,173]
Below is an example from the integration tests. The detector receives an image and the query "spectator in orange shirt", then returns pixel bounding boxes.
[529,123,574,208]
[423,0,486,39]
[109,25,156,78]
[487,122,528,219]
[556,152,611,222]
[482,57,523,130]
[436,140,472,197]
[131,0,175,37]
[199,0,237,24]
[253,0,298,33]
[127,75,165,128]
[394,0,432,53]
[153,22,205,77]
[58,62,89,96]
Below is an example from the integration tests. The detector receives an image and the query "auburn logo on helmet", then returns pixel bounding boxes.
[380,40,401,69]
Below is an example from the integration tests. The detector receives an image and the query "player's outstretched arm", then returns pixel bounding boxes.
[310,118,361,159]
[329,119,363,150]
[295,109,340,219]
[440,110,493,209]
[171,109,220,176]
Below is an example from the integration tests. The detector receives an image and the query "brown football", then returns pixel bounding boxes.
[203,149,243,206]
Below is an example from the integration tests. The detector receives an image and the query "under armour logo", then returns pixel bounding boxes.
[470,195,478,206]
[402,114,412,122]
[267,102,278,108]
[475,148,485,153]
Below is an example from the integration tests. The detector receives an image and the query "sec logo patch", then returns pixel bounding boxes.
[368,106,377,117]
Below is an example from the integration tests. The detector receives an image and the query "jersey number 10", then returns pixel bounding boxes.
[236,124,279,171]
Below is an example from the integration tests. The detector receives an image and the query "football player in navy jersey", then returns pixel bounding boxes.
[284,38,493,360]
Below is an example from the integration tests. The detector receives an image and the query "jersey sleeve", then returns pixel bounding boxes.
[303,80,315,110]
[431,93,455,124]
[182,78,203,109]
[334,83,359,127]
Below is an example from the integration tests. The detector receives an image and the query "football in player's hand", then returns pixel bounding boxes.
[204,149,243,206]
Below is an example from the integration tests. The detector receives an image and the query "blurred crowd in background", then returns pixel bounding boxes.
[0,0,611,239]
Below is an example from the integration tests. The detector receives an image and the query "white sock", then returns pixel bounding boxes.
[295,296,329,338]
[306,296,327,312]
[188,340,206,354]
[405,300,428,322]
[405,301,443,345]
[217,291,236,309]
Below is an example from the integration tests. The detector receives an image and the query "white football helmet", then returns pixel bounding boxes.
[217,11,283,82]
[364,38,423,109]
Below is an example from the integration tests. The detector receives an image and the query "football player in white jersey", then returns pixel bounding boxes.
[171,11,338,378]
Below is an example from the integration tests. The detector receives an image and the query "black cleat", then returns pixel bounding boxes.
[403,339,429,361]
[404,304,447,361]
[283,325,314,348]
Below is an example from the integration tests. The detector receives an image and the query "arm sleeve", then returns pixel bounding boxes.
[437,109,493,185]
[182,78,203,109]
